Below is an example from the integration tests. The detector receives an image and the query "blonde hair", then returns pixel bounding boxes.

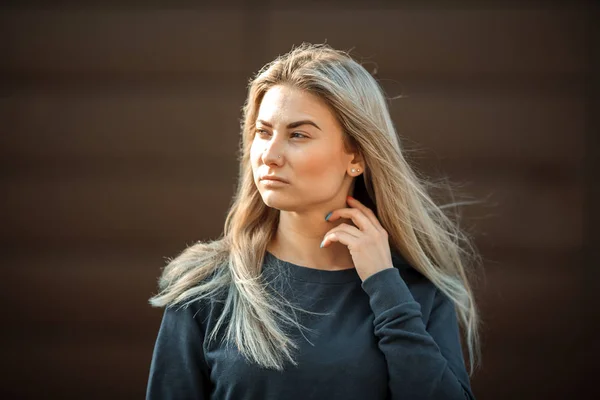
[149,43,483,375]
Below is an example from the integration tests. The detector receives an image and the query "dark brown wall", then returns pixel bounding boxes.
[1,1,597,399]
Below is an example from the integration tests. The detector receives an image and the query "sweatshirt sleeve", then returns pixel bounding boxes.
[361,267,475,400]
[146,304,212,400]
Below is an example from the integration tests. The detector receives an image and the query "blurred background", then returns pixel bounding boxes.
[1,0,598,399]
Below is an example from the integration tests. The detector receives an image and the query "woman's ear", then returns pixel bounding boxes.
[348,152,365,176]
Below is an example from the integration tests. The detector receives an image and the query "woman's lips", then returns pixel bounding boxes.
[260,178,289,187]
[260,176,289,183]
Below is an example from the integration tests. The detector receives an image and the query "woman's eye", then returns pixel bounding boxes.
[255,129,306,139]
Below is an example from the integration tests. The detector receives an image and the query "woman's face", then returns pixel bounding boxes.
[251,85,358,212]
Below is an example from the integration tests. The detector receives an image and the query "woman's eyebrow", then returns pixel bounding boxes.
[257,119,321,131]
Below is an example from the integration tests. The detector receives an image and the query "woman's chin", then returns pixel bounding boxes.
[260,193,296,210]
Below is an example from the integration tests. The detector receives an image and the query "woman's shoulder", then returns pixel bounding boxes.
[163,282,228,333]
[161,253,230,314]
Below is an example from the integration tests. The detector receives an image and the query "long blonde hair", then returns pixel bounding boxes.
[149,43,482,375]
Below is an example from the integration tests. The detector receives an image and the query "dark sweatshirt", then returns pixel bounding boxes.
[146,250,475,400]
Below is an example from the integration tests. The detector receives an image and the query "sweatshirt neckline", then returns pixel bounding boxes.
[263,251,362,284]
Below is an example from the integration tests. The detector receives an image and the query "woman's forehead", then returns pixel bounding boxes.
[257,86,334,126]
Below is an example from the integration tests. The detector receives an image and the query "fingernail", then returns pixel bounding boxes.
[347,195,354,201]
[325,211,332,221]
[319,240,325,248]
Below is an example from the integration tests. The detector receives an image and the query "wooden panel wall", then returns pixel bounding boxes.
[1,1,596,399]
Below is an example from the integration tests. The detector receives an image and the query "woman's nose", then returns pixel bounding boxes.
[261,140,284,165]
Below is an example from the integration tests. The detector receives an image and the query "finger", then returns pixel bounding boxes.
[327,208,375,233]
[325,223,362,239]
[321,224,361,248]
[321,230,360,249]
[346,196,384,232]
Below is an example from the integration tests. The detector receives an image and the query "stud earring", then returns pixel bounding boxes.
[351,168,361,174]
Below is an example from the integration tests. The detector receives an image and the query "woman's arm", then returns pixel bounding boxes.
[361,268,475,400]
[146,303,211,400]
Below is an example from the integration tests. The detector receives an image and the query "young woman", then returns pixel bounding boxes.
[146,43,481,400]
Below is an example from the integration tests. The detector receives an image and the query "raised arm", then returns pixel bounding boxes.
[361,268,475,400]
[146,304,212,400]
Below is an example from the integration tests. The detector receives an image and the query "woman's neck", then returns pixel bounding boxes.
[267,210,356,271]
